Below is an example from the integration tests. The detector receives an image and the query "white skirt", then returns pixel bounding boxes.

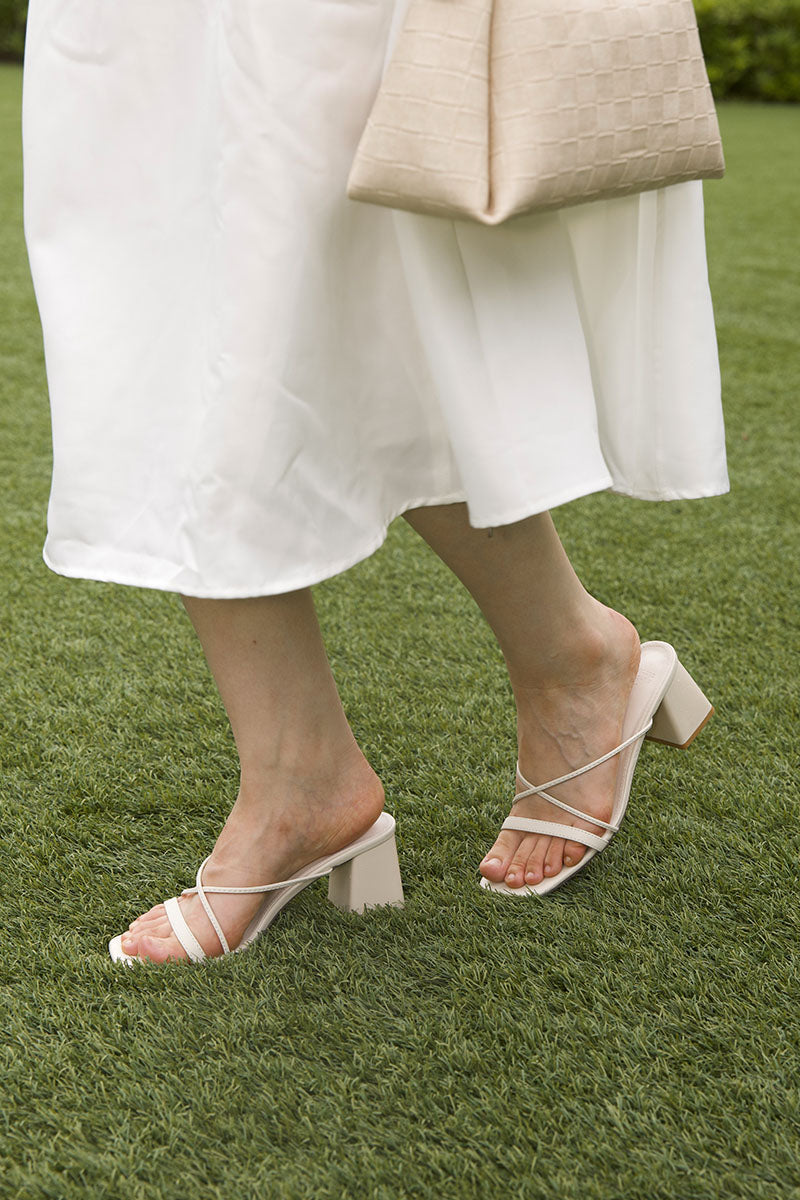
[22,0,729,598]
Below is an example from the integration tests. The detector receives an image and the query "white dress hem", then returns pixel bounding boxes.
[41,471,729,598]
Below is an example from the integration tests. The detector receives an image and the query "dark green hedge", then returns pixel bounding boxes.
[695,0,800,99]
[0,0,25,62]
[1,0,799,101]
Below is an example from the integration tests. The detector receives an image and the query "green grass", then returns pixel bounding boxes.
[1,64,799,1199]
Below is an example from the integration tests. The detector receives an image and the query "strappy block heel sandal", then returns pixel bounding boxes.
[109,811,404,964]
[480,641,714,898]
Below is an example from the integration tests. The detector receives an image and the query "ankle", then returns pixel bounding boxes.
[237,743,382,809]
[237,722,364,786]
[206,758,385,883]
[507,604,638,698]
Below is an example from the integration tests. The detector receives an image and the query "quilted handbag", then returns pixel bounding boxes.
[347,0,725,224]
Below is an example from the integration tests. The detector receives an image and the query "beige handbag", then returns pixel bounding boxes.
[347,0,725,224]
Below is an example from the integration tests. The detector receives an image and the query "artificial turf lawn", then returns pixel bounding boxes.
[1,65,798,1199]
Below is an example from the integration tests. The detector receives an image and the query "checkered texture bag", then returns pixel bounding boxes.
[347,0,725,223]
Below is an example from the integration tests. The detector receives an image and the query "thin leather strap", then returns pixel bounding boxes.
[513,721,653,831]
[530,787,621,834]
[164,896,207,963]
[193,857,231,955]
[167,823,389,957]
[171,854,339,958]
[501,817,608,852]
[181,860,336,898]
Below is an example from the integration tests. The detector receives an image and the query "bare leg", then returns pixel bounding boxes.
[121,590,384,962]
[403,503,640,888]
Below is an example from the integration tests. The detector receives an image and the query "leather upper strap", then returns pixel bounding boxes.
[513,721,653,834]
[181,859,336,897]
[501,816,609,852]
[164,853,339,960]
[164,896,207,963]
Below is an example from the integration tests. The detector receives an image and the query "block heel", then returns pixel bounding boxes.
[328,832,404,913]
[646,659,714,749]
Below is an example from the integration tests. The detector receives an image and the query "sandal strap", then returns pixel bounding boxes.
[501,816,610,852]
[164,895,207,963]
[172,854,338,959]
[514,721,653,829]
[193,856,233,955]
[183,862,335,897]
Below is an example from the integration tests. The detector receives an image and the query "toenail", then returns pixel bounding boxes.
[564,856,573,866]
[482,856,501,867]
[525,872,537,883]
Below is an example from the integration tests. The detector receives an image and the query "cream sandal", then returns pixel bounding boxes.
[480,641,714,898]
[109,812,403,964]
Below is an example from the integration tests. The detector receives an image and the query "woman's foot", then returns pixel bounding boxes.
[480,606,641,889]
[120,748,385,962]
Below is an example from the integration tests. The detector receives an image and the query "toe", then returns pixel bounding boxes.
[480,830,522,881]
[521,835,550,887]
[563,840,587,869]
[137,932,187,963]
[120,931,137,955]
[124,914,173,947]
[121,929,187,963]
[504,834,540,888]
[129,902,166,930]
[543,837,565,879]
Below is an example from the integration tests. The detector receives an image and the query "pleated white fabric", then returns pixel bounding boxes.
[22,0,728,598]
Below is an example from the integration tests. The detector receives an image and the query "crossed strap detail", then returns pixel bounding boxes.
[502,721,654,853]
[163,857,336,962]
[162,724,655,959]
